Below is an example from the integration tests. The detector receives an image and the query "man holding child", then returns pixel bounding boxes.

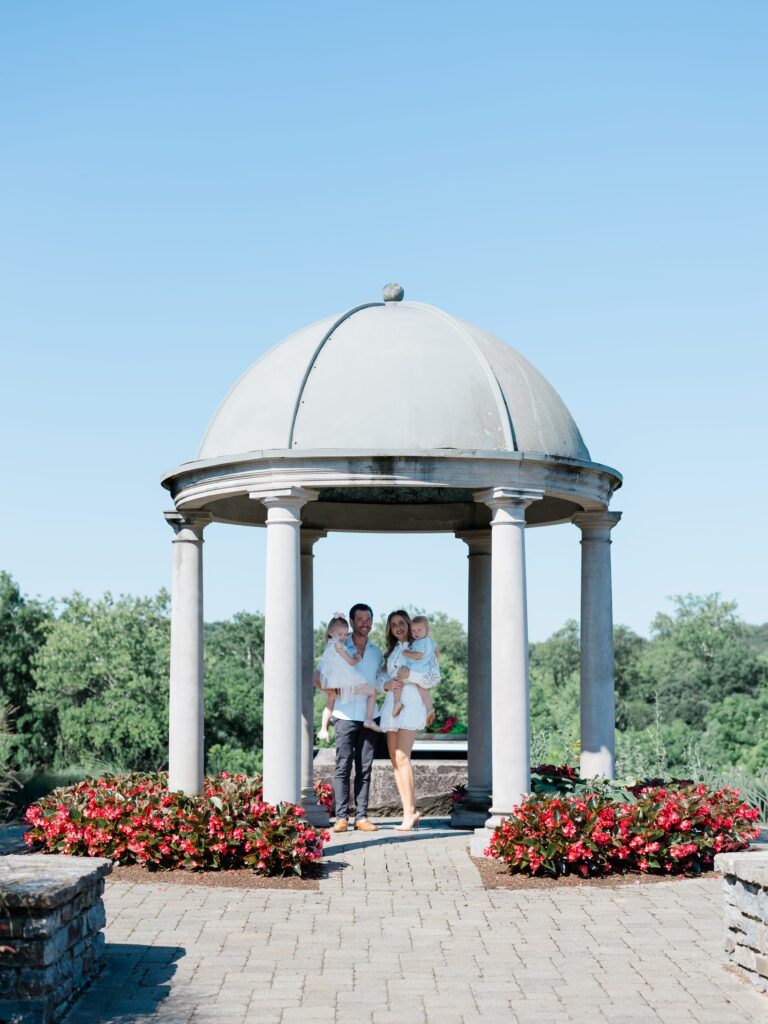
[328,602,382,833]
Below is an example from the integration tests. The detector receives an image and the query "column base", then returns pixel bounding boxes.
[450,791,492,829]
[451,804,490,829]
[579,748,615,780]
[301,792,330,827]
[469,826,497,858]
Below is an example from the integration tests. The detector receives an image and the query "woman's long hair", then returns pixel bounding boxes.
[382,609,413,666]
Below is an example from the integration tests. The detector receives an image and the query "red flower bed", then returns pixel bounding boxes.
[24,772,328,876]
[486,782,760,878]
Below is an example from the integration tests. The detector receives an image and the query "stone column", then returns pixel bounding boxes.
[572,511,622,779]
[470,489,542,857]
[165,510,210,795]
[254,487,315,806]
[452,530,492,828]
[300,528,329,825]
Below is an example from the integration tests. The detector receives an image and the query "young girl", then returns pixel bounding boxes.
[316,614,383,740]
[395,615,439,728]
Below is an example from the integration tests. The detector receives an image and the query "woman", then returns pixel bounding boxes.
[379,609,428,831]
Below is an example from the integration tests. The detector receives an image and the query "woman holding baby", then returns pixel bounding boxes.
[378,610,440,832]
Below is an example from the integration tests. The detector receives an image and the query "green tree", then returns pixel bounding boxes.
[634,594,767,731]
[30,591,170,771]
[528,619,648,762]
[746,622,768,660]
[427,611,468,724]
[529,620,580,762]
[530,619,579,689]
[0,572,53,768]
[613,624,649,730]
[204,612,265,768]
[700,687,768,773]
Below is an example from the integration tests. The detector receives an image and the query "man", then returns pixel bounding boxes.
[329,602,382,833]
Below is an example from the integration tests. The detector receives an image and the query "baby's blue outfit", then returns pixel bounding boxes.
[406,636,438,676]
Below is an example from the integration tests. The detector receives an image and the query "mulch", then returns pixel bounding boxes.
[107,853,719,893]
[470,852,718,890]
[106,860,338,891]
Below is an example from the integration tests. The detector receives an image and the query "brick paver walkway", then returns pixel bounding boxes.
[62,820,766,1024]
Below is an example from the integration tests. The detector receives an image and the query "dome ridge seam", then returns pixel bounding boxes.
[287,302,384,449]
[415,303,518,451]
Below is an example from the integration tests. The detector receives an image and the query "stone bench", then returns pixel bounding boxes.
[714,850,768,994]
[0,854,112,1024]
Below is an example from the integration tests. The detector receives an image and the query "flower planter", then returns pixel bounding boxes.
[0,854,112,1024]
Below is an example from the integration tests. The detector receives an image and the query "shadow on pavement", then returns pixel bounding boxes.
[325,820,460,856]
[62,943,186,1024]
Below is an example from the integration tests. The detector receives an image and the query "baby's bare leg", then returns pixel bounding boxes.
[365,692,378,722]
[417,685,435,727]
[318,693,335,740]
[392,682,404,717]
[358,684,384,733]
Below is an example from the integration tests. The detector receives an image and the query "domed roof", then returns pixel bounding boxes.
[198,291,590,462]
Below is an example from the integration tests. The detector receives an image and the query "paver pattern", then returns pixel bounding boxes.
[61,820,766,1023]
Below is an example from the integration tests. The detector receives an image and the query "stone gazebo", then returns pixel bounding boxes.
[161,284,622,854]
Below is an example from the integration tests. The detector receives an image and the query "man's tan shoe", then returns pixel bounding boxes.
[332,818,348,833]
[354,818,379,832]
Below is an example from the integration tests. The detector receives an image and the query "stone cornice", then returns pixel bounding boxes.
[163,453,620,526]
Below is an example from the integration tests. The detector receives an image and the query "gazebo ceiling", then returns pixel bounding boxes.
[162,287,622,530]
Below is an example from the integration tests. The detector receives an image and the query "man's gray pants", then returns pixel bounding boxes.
[333,719,377,821]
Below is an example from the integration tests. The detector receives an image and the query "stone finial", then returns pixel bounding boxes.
[382,282,405,302]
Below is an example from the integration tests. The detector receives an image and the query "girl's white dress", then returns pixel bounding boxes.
[378,642,429,733]
[316,641,363,704]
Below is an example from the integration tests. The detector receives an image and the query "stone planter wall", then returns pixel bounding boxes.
[314,750,466,817]
[0,854,112,1024]
[714,851,768,993]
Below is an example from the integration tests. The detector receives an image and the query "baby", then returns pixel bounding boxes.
[394,615,438,728]
[316,614,383,740]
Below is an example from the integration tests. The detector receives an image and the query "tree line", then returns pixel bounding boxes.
[1,570,766,781]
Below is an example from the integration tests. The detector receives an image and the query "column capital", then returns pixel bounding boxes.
[572,510,622,538]
[476,487,544,523]
[164,510,211,539]
[455,529,492,556]
[300,528,328,554]
[249,486,318,511]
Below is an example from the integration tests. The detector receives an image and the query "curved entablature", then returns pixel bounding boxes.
[161,448,621,534]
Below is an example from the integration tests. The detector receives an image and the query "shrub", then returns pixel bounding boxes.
[24,771,327,876]
[486,779,760,878]
[206,743,262,777]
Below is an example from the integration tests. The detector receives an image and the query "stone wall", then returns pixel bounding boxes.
[314,750,467,817]
[0,854,112,1024]
[714,851,768,994]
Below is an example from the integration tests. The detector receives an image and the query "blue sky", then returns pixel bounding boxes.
[1,2,766,640]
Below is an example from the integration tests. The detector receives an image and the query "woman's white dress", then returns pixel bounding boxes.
[316,641,362,703]
[378,642,428,733]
